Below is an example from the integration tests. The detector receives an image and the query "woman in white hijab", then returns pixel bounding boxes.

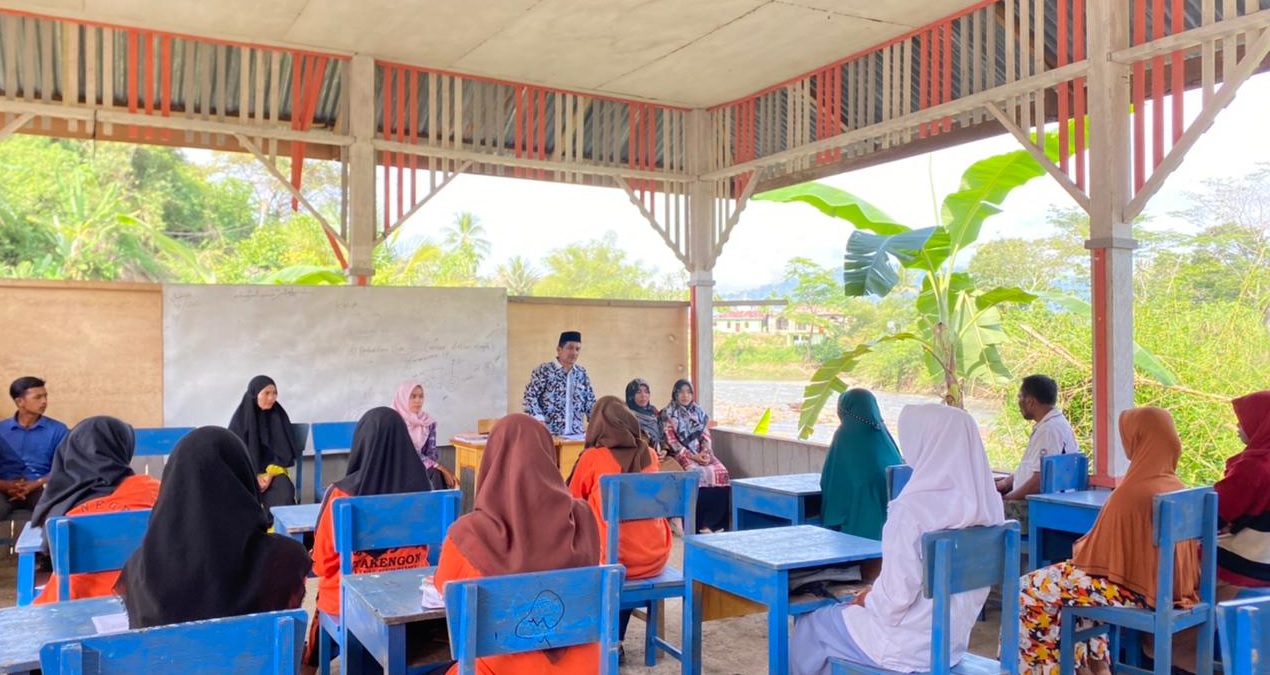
[791,404,1005,674]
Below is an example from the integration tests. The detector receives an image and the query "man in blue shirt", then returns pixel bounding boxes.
[0,376,69,519]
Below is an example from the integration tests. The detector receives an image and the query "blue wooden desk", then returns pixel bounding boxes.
[271,503,321,543]
[683,525,882,675]
[731,473,823,530]
[1027,489,1112,570]
[341,567,448,675]
[14,523,43,607]
[0,595,123,673]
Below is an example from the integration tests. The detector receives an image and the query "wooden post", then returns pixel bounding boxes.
[1086,1,1134,482]
[347,54,376,284]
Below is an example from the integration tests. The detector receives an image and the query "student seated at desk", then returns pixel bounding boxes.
[1214,389,1270,596]
[569,396,671,662]
[820,388,902,541]
[1017,407,1199,675]
[661,379,731,533]
[31,416,160,603]
[791,404,1004,675]
[0,376,70,519]
[433,414,601,675]
[303,407,433,667]
[392,380,457,489]
[115,427,310,628]
[228,375,300,510]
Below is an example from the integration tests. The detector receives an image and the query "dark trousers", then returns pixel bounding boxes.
[0,485,43,520]
[697,486,732,532]
[620,609,633,641]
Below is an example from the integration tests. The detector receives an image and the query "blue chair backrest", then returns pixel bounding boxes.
[1040,452,1089,493]
[131,428,194,457]
[599,472,697,564]
[444,564,624,674]
[48,510,152,600]
[886,464,911,500]
[39,609,307,674]
[309,421,356,503]
[1217,596,1270,675]
[920,521,1021,674]
[333,490,461,575]
[1152,487,1218,612]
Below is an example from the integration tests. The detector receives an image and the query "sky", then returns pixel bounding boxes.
[310,73,1270,294]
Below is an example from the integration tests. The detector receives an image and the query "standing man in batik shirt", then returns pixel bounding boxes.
[522,331,597,436]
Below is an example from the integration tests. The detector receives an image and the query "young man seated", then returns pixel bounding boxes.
[995,374,1080,529]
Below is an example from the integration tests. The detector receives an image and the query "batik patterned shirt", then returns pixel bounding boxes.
[522,360,596,436]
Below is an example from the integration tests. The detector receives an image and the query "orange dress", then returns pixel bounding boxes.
[569,448,671,579]
[433,539,600,674]
[34,474,161,604]
[311,487,430,617]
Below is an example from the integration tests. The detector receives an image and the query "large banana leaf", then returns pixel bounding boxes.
[755,183,910,235]
[798,334,916,439]
[1039,293,1179,386]
[941,149,1047,250]
[844,227,940,297]
[257,265,346,285]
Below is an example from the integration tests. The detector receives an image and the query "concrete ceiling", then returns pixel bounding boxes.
[2,0,975,106]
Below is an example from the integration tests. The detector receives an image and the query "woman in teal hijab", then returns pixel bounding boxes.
[820,388,903,540]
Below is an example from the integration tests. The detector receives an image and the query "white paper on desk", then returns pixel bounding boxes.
[92,612,130,635]
[420,577,446,609]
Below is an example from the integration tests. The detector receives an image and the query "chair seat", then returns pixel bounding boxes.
[623,566,683,593]
[831,652,1007,675]
[1067,603,1211,633]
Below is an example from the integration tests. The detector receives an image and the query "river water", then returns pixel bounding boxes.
[713,379,1002,444]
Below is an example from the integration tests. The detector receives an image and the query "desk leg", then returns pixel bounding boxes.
[1028,521,1041,573]
[387,624,406,675]
[344,628,381,675]
[768,573,791,675]
[683,574,703,675]
[16,551,34,606]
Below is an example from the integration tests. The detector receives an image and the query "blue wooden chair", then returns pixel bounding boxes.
[317,489,461,675]
[830,520,1021,674]
[1217,595,1270,675]
[289,423,310,504]
[1039,452,1089,493]
[130,427,194,476]
[599,471,697,666]
[444,564,625,675]
[1060,487,1218,675]
[310,421,356,504]
[886,464,911,500]
[39,609,308,673]
[47,510,151,602]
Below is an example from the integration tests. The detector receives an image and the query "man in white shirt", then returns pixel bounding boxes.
[995,374,1080,528]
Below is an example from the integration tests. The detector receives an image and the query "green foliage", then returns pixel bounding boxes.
[753,408,772,435]
[536,231,684,300]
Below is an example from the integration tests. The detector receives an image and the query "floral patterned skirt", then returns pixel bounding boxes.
[1018,562,1146,675]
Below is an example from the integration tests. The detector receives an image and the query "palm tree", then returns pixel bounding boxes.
[496,256,540,296]
[442,212,492,259]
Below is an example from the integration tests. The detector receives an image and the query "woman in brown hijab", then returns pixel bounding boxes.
[569,396,670,662]
[432,414,601,674]
[1017,407,1199,675]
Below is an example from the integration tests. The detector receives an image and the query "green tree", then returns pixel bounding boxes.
[536,231,678,300]
[781,257,849,360]
[758,149,1046,436]
[496,256,541,296]
[435,212,491,285]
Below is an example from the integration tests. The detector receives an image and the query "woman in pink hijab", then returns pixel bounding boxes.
[391,381,456,489]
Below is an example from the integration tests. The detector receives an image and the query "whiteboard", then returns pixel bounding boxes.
[163,284,507,442]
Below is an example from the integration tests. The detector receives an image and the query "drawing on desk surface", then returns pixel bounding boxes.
[515,590,565,642]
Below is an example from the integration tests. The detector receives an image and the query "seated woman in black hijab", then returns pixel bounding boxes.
[228,375,300,509]
[115,426,310,628]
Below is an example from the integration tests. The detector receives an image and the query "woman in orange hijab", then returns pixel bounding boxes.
[1017,407,1199,675]
[432,414,601,674]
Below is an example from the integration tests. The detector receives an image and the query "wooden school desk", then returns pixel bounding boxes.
[1026,489,1112,570]
[731,473,823,530]
[451,434,586,504]
[0,595,123,673]
[14,523,42,606]
[341,568,448,675]
[682,525,883,675]
[270,503,321,543]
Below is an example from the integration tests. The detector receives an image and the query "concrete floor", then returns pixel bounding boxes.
[1,538,1005,674]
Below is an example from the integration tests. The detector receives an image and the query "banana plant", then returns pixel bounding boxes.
[757,146,1047,438]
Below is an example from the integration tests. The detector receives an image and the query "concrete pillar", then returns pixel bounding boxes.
[1086,2,1135,481]
[684,110,716,412]
[346,54,377,283]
